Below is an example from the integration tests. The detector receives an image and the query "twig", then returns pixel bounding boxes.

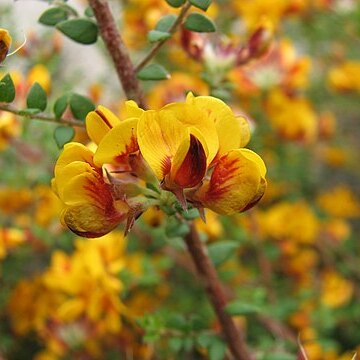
[0,103,84,127]
[88,0,147,108]
[184,223,253,360]
[135,1,192,72]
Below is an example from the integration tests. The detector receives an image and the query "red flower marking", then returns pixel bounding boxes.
[173,135,207,188]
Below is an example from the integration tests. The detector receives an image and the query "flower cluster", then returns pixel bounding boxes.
[52,94,266,237]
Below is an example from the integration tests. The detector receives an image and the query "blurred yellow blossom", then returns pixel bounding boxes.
[0,112,20,150]
[265,89,318,143]
[328,61,360,93]
[320,270,353,308]
[262,201,319,243]
[317,185,360,218]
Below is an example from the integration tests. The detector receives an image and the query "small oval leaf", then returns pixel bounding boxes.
[26,82,47,111]
[39,7,68,26]
[184,13,216,33]
[225,301,261,316]
[208,241,238,266]
[165,0,185,8]
[53,94,69,119]
[69,93,95,120]
[155,14,177,32]
[56,18,98,44]
[189,0,212,11]
[137,64,170,81]
[54,126,75,149]
[148,30,171,43]
[0,73,15,103]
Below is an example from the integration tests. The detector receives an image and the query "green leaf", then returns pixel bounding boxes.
[225,301,261,316]
[54,126,75,148]
[184,13,216,32]
[26,83,47,111]
[18,108,42,116]
[53,94,69,119]
[69,93,95,120]
[0,74,15,103]
[147,30,171,43]
[168,337,183,352]
[56,18,98,44]
[137,64,170,81]
[263,353,295,360]
[189,0,212,11]
[39,7,68,26]
[209,339,226,360]
[208,241,238,266]
[84,7,94,17]
[155,14,177,32]
[165,0,185,8]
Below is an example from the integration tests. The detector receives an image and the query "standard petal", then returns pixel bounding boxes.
[137,110,188,180]
[93,118,138,167]
[193,149,266,214]
[187,94,247,157]
[160,101,218,165]
[86,105,121,145]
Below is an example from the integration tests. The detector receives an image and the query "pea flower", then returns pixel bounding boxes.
[0,28,11,64]
[52,95,266,237]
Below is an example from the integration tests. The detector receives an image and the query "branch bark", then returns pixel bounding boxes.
[184,223,253,360]
[88,0,147,108]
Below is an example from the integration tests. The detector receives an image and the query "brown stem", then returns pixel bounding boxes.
[88,0,147,108]
[0,103,84,127]
[184,223,253,360]
[135,2,192,72]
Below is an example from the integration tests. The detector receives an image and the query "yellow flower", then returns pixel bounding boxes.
[0,227,26,260]
[27,64,51,94]
[233,0,306,30]
[230,38,311,95]
[0,112,20,151]
[317,185,360,218]
[328,61,360,93]
[0,28,11,63]
[138,93,266,213]
[262,201,319,243]
[52,143,129,237]
[320,270,353,308]
[265,89,318,143]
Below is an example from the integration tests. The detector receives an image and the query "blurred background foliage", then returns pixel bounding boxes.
[1,0,360,359]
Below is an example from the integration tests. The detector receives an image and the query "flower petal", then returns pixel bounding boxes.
[193,149,266,214]
[93,118,138,167]
[137,110,188,180]
[187,93,248,156]
[160,101,218,165]
[61,201,128,238]
[86,106,121,145]
[170,134,207,188]
[54,142,95,178]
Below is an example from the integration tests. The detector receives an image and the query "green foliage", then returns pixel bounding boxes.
[0,73,15,103]
[189,0,212,11]
[184,13,216,32]
[53,94,69,120]
[26,83,47,111]
[147,30,171,43]
[155,14,177,32]
[53,125,75,149]
[56,18,98,44]
[225,300,262,316]
[208,240,238,266]
[38,7,68,26]
[165,0,185,8]
[137,64,170,80]
[69,93,95,120]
